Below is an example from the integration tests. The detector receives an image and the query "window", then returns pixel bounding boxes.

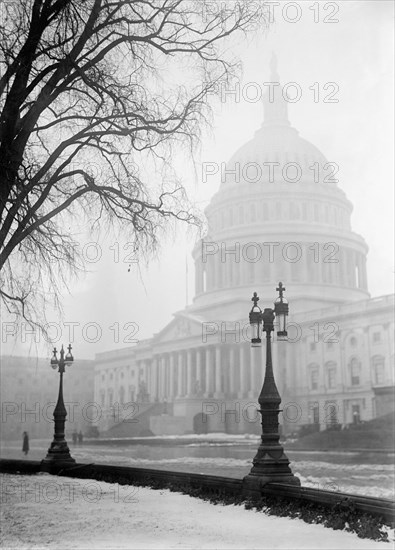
[373,332,381,343]
[101,374,105,382]
[327,342,334,350]
[310,342,316,352]
[108,390,113,408]
[119,386,125,405]
[326,362,337,389]
[121,372,124,379]
[371,355,385,385]
[110,373,114,381]
[100,392,105,407]
[310,369,319,390]
[350,336,357,347]
[349,358,361,386]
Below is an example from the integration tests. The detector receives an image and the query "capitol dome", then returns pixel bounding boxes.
[221,56,333,189]
[191,55,370,317]
[224,125,330,187]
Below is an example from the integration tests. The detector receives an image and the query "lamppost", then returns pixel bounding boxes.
[41,344,76,471]
[243,283,300,493]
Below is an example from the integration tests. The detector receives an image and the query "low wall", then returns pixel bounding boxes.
[1,458,393,525]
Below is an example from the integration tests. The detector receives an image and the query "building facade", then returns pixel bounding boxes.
[0,355,95,440]
[94,59,394,436]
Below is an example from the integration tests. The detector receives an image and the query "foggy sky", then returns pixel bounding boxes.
[2,0,393,360]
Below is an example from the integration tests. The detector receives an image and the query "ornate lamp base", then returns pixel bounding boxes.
[243,444,300,496]
[41,441,76,473]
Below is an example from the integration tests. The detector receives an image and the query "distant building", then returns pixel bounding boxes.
[0,355,95,440]
[94,58,394,436]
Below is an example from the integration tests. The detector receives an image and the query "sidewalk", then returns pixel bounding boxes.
[1,474,392,549]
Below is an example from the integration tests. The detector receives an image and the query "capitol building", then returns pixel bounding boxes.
[94,60,394,436]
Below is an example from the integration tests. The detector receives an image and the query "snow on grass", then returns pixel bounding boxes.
[0,473,392,550]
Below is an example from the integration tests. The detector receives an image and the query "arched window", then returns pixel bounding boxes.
[119,386,125,405]
[349,357,361,386]
[202,268,207,292]
[371,355,385,385]
[308,364,319,390]
[325,361,337,389]
[250,203,256,222]
[239,205,244,224]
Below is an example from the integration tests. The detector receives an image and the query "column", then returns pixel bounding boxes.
[196,349,202,393]
[177,352,184,397]
[146,361,152,401]
[158,355,166,401]
[205,347,214,397]
[229,346,235,396]
[214,345,223,398]
[152,357,158,402]
[187,350,193,397]
[169,354,175,399]
[239,344,248,398]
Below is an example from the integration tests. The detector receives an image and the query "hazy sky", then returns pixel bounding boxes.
[2,0,393,360]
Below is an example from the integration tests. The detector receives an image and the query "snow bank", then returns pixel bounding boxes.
[1,474,392,549]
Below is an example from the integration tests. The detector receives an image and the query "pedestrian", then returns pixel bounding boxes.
[72,430,78,444]
[22,432,29,456]
[78,430,83,444]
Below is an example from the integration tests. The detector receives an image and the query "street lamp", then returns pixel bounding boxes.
[41,344,76,471]
[243,283,300,493]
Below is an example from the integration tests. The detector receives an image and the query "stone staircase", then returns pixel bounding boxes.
[103,402,171,438]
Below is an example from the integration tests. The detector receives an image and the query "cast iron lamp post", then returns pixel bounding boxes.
[243,283,300,493]
[41,344,76,471]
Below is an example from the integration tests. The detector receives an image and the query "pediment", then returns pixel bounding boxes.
[153,313,205,344]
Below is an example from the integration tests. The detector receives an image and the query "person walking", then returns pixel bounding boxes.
[22,432,29,456]
[72,430,78,444]
[78,431,83,444]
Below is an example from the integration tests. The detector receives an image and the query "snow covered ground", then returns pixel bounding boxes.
[0,473,392,550]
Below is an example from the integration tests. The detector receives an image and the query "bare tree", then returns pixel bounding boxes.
[0,0,264,328]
